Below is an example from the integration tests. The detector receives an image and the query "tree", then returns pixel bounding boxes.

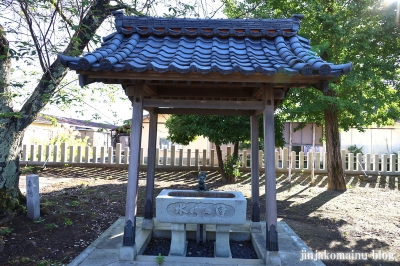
[165,114,285,182]
[223,0,400,190]
[0,0,146,212]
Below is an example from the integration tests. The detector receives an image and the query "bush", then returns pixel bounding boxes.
[223,155,241,182]
[347,145,363,155]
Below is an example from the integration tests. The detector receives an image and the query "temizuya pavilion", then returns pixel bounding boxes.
[59,10,351,259]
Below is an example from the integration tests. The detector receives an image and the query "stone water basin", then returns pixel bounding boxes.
[156,189,247,225]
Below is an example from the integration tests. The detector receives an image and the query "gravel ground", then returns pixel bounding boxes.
[143,237,258,259]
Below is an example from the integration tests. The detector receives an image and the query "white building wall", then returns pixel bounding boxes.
[340,125,400,155]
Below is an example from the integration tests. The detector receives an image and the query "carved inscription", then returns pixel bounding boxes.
[167,202,235,218]
[27,180,33,198]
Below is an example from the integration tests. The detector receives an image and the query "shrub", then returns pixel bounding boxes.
[347,145,363,155]
[223,155,241,182]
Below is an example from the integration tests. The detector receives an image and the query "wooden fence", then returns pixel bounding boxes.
[20,143,400,176]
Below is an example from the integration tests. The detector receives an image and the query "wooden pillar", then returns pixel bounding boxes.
[263,87,278,251]
[250,115,260,222]
[123,85,144,246]
[144,112,158,220]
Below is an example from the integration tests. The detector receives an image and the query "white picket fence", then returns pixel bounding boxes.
[20,143,400,175]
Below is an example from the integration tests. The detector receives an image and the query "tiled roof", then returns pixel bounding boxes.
[59,11,352,78]
[35,114,118,130]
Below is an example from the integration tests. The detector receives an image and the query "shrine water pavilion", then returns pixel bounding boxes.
[59,10,352,263]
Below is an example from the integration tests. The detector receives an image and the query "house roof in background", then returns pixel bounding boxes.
[58,11,352,79]
[35,114,118,130]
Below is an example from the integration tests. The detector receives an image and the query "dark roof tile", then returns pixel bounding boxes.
[58,13,352,78]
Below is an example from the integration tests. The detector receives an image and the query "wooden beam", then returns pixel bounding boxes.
[274,88,285,99]
[124,82,157,96]
[154,87,255,98]
[77,70,332,84]
[155,108,255,116]
[143,99,264,110]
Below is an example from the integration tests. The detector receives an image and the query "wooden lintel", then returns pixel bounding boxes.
[76,70,330,84]
[156,108,255,116]
[154,87,254,98]
[143,84,157,96]
[252,87,263,98]
[124,83,148,96]
[144,107,158,114]
[143,99,264,110]
[125,86,135,96]
[123,82,156,97]
[274,89,285,99]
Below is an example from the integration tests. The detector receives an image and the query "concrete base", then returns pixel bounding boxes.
[169,223,187,256]
[215,224,231,258]
[69,217,325,266]
[251,221,262,233]
[142,218,154,230]
[266,251,282,266]
[118,245,137,261]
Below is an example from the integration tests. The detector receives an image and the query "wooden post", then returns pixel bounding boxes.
[61,143,66,163]
[311,123,316,184]
[145,112,158,220]
[85,146,90,163]
[116,143,122,164]
[163,148,167,165]
[171,145,176,166]
[125,147,130,165]
[30,144,36,162]
[299,151,304,170]
[195,149,199,168]
[38,145,43,162]
[263,87,278,251]
[139,148,143,165]
[100,147,106,164]
[250,115,260,223]
[108,146,113,164]
[227,146,232,156]
[123,85,144,247]
[69,146,75,163]
[282,147,288,170]
[53,145,58,162]
[45,145,51,163]
[179,149,183,166]
[93,146,98,164]
[242,150,247,168]
[288,122,293,182]
[187,149,191,166]
[77,146,83,163]
[22,145,28,161]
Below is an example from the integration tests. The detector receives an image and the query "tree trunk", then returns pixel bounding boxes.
[0,25,25,212]
[215,145,228,182]
[0,1,120,212]
[324,91,346,191]
[233,142,239,158]
[0,126,25,212]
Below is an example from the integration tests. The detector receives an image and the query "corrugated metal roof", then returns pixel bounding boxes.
[59,12,352,78]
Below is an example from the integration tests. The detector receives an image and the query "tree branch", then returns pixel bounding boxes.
[18,0,47,72]
[18,0,117,130]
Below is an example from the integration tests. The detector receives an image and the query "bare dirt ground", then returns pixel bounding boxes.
[0,166,399,266]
